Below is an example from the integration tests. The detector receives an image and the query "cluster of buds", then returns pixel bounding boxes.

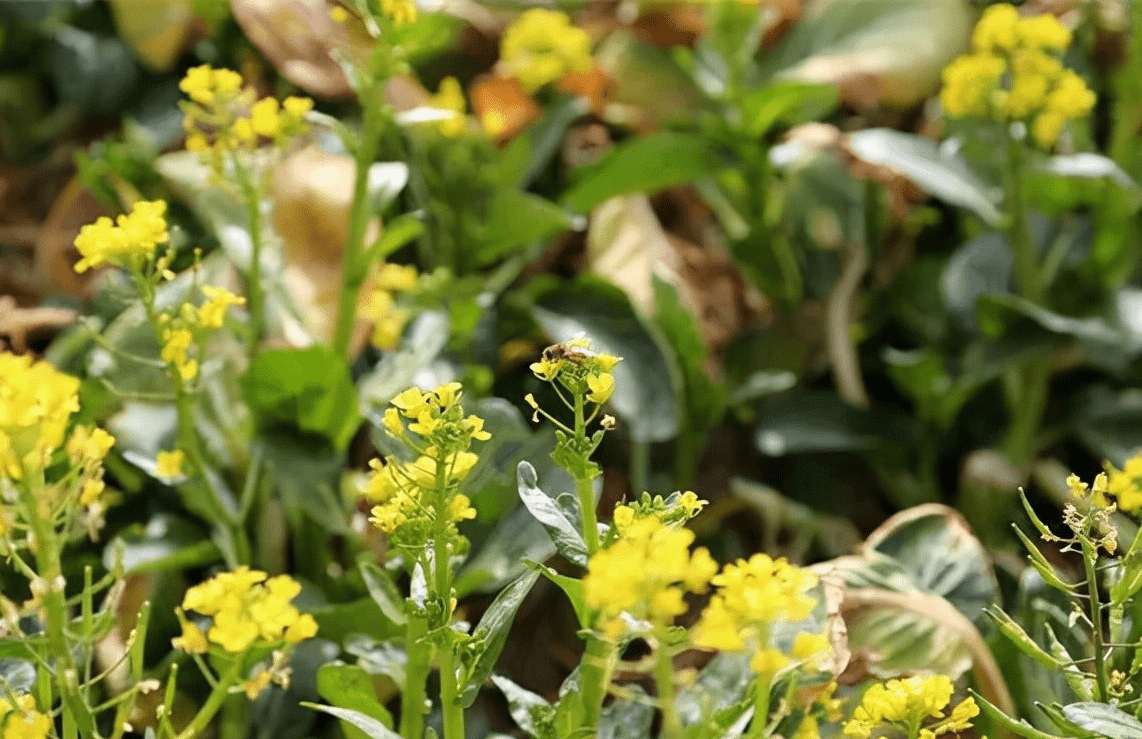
[157,284,246,383]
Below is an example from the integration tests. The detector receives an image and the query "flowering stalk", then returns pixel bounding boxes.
[232,156,266,351]
[652,628,683,739]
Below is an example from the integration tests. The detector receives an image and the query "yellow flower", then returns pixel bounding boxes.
[585,372,614,404]
[161,327,198,381]
[0,353,81,479]
[530,357,560,381]
[0,694,51,739]
[79,477,106,505]
[197,286,246,328]
[429,77,467,137]
[66,426,115,466]
[172,608,209,653]
[583,516,717,636]
[501,9,593,93]
[381,0,416,26]
[391,387,431,418]
[843,675,977,739]
[180,65,243,107]
[283,96,314,120]
[750,648,789,676]
[156,450,185,480]
[74,200,169,273]
[375,263,419,292]
[383,408,404,437]
[941,5,1093,147]
[1107,454,1142,514]
[251,97,281,138]
[691,554,819,673]
[175,568,316,654]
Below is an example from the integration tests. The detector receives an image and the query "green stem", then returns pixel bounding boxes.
[630,440,649,498]
[401,614,430,739]
[1005,138,1042,303]
[1001,358,1050,468]
[175,659,244,739]
[234,156,265,352]
[578,634,617,733]
[746,674,772,739]
[21,479,96,739]
[1080,536,1109,701]
[432,466,464,739]
[332,85,385,359]
[574,394,600,556]
[653,635,682,739]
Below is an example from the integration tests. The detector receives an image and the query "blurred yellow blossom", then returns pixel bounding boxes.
[73,200,169,274]
[381,0,417,26]
[0,353,80,479]
[1106,454,1142,514]
[501,9,593,93]
[0,694,51,739]
[360,263,419,350]
[843,675,978,739]
[940,4,1094,147]
[173,567,318,654]
[179,65,243,107]
[156,450,185,480]
[197,286,246,329]
[429,77,467,137]
[161,327,198,381]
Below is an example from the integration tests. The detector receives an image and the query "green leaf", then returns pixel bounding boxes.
[984,606,1062,670]
[1042,153,1135,188]
[302,704,401,739]
[754,390,914,455]
[498,96,592,189]
[517,462,588,567]
[971,691,1068,739]
[358,311,449,412]
[474,190,572,266]
[598,687,654,739]
[940,233,1012,328]
[846,128,1002,226]
[525,560,589,627]
[675,653,754,729]
[532,278,681,443]
[312,599,403,644]
[367,213,424,264]
[242,346,360,450]
[459,570,541,707]
[1060,703,1142,739]
[102,514,221,575]
[359,560,408,627]
[491,675,555,739]
[561,133,728,213]
[385,12,463,63]
[316,663,394,739]
[739,81,839,138]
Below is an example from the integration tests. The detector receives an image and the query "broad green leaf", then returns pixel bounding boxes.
[754,390,914,455]
[302,704,401,739]
[459,570,541,708]
[242,346,360,450]
[345,636,406,686]
[385,12,463,63]
[940,232,1012,328]
[766,0,972,109]
[1061,703,1142,739]
[1043,153,1135,187]
[561,133,728,213]
[525,560,589,627]
[847,129,1002,225]
[103,514,220,575]
[491,675,555,739]
[739,81,839,138]
[49,28,141,115]
[532,278,681,443]
[312,599,403,644]
[358,311,449,412]
[316,663,394,739]
[359,560,408,627]
[517,462,588,567]
[474,189,572,266]
[675,653,754,728]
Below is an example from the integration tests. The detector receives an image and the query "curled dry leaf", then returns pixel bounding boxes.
[271,146,378,352]
[469,76,542,143]
[0,296,77,353]
[35,177,109,297]
[230,0,363,99]
[586,193,682,317]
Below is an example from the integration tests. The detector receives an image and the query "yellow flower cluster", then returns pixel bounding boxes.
[156,449,185,481]
[180,65,313,165]
[583,516,718,638]
[158,284,246,382]
[0,353,81,480]
[65,424,116,506]
[691,554,826,675]
[381,0,417,27]
[360,263,419,350]
[1104,454,1142,514]
[366,383,489,544]
[843,675,978,739]
[940,4,1095,147]
[73,200,169,274]
[611,490,706,535]
[527,338,620,408]
[500,9,593,93]
[0,694,51,739]
[173,567,318,655]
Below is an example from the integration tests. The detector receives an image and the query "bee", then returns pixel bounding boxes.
[542,341,596,365]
